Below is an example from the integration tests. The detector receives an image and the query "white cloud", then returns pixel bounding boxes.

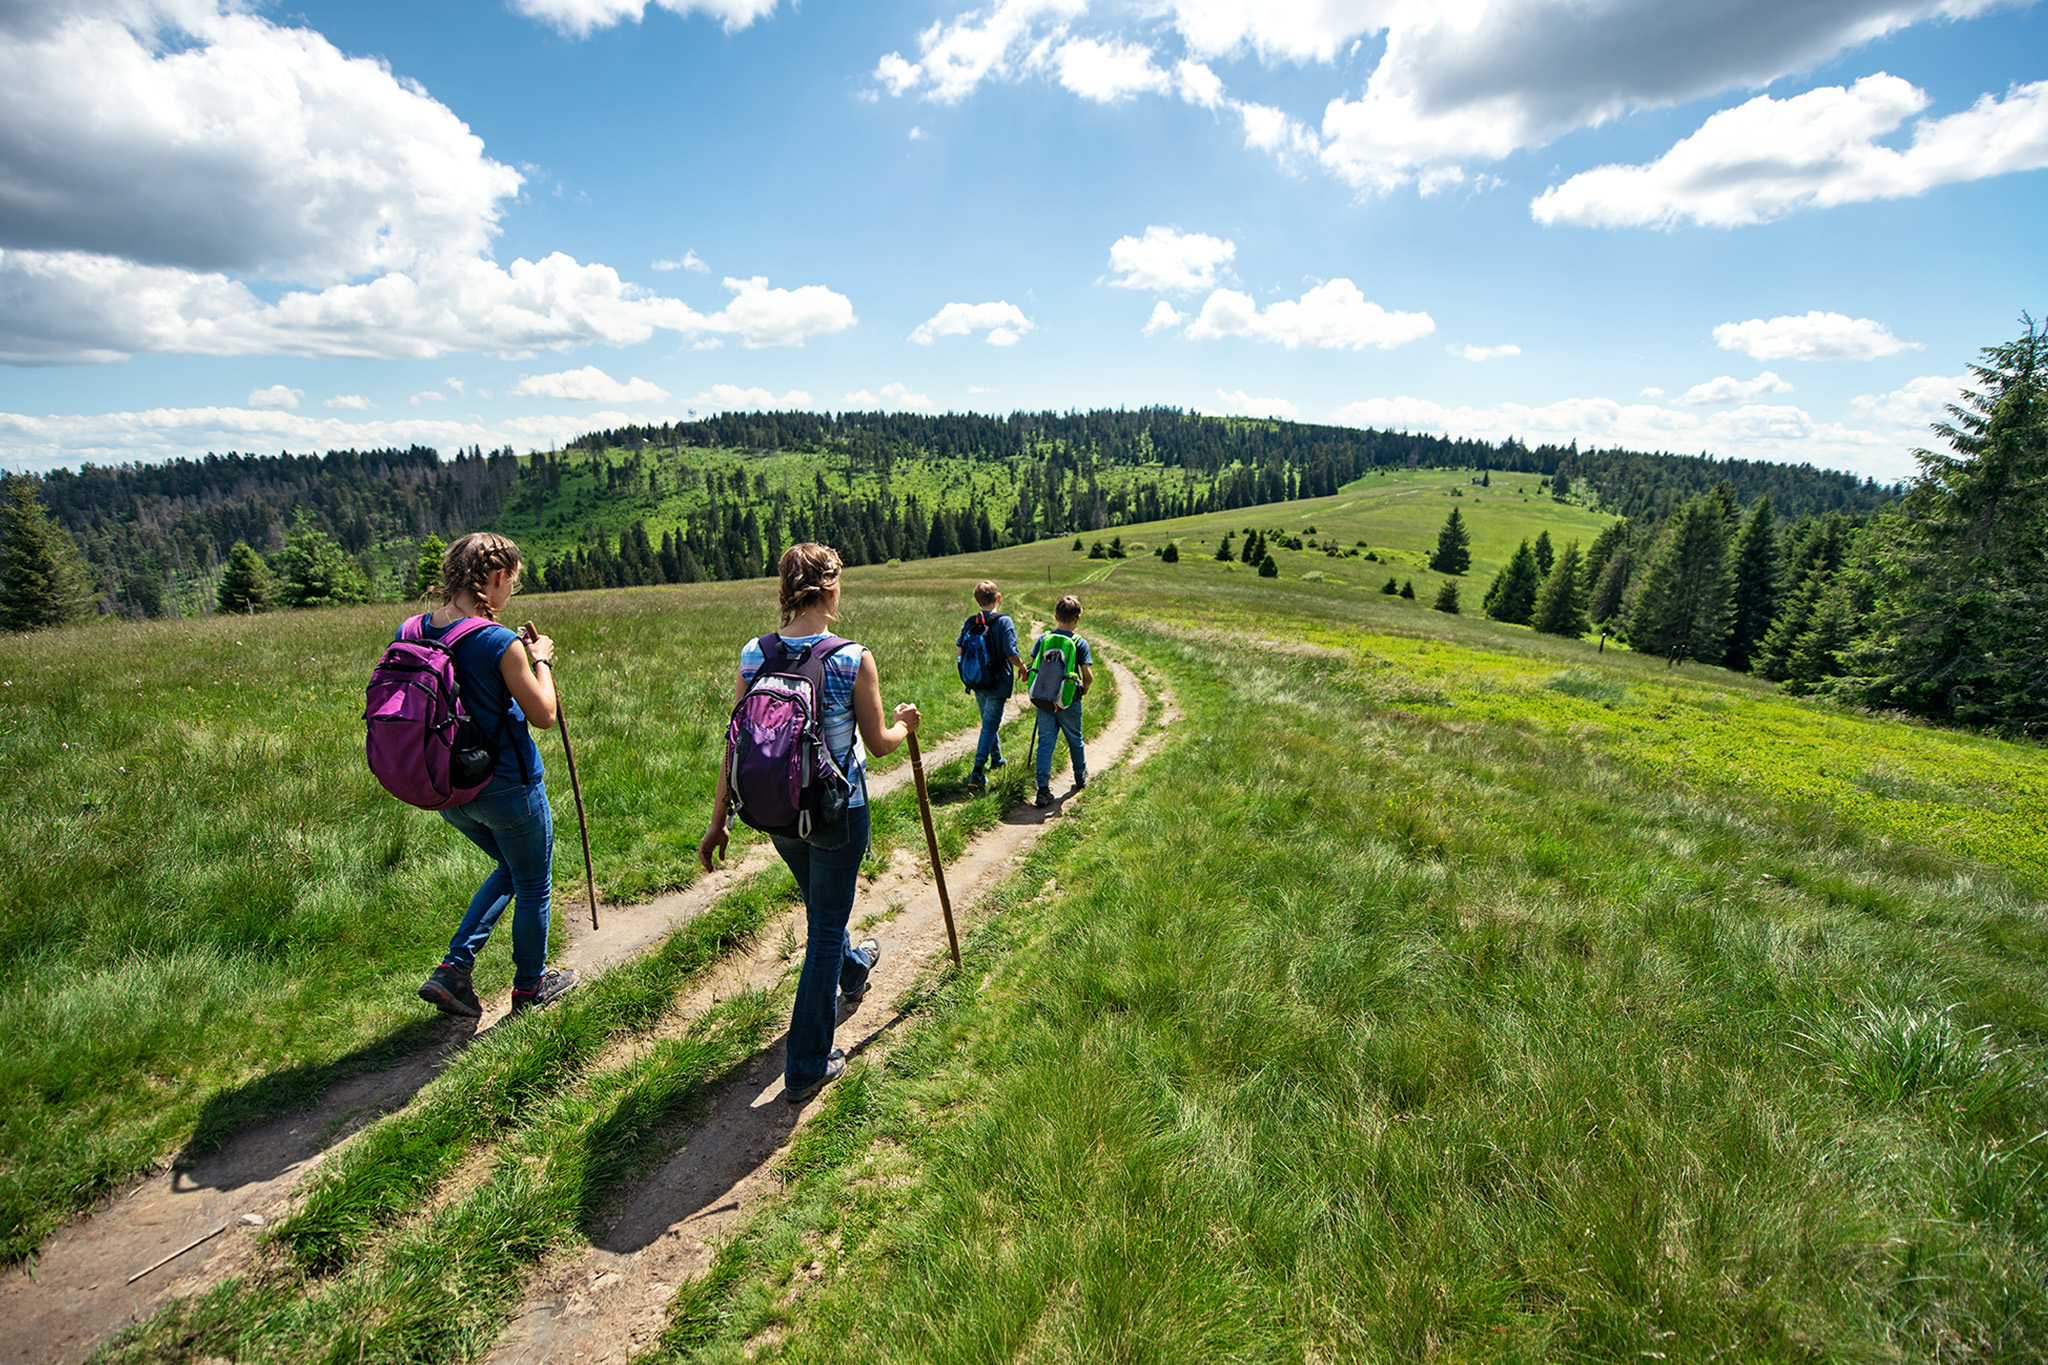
[1677,371,1793,405]
[1174,59,1225,109]
[1052,36,1169,102]
[0,403,624,472]
[1848,371,1971,429]
[246,384,301,409]
[1204,388,1299,420]
[1451,343,1521,361]
[1714,311,1917,362]
[877,0,2001,194]
[1532,75,2048,228]
[1106,226,1235,293]
[324,393,373,410]
[510,0,782,39]
[653,249,710,273]
[513,366,671,402]
[1183,279,1434,350]
[1640,386,1665,398]
[716,275,858,348]
[843,381,934,410]
[688,383,815,411]
[1324,390,1923,479]
[1141,301,1186,336]
[910,300,1035,346]
[409,391,447,406]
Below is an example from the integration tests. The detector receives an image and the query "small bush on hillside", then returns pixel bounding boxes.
[1088,541,1107,560]
[1382,577,1398,594]
[1258,554,1279,578]
[1162,542,1179,563]
[1433,580,1460,614]
[1109,536,1127,559]
[1400,579,1416,599]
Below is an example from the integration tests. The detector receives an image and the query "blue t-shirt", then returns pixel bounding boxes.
[402,615,544,792]
[965,611,1020,698]
[739,633,869,807]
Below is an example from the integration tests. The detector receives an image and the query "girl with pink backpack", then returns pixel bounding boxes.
[403,533,579,1019]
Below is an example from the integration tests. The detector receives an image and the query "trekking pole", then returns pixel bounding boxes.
[523,622,599,931]
[904,730,961,967]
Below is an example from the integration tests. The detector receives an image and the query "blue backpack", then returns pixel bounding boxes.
[957,611,996,691]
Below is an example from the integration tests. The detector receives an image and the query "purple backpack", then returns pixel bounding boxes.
[725,633,853,839]
[364,615,501,810]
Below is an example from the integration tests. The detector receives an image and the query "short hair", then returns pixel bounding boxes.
[973,580,1000,607]
[1054,594,1082,623]
[778,542,842,625]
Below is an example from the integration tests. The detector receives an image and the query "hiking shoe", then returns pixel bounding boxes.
[786,1049,845,1105]
[509,967,579,1014]
[418,964,481,1019]
[990,757,1006,770]
[967,768,987,789]
[1035,786,1053,808]
[842,939,883,1006]
[1073,773,1087,789]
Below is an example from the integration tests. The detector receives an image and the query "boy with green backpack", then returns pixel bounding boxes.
[1027,594,1094,808]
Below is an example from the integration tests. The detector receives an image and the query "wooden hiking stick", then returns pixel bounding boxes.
[904,731,961,966]
[523,622,599,931]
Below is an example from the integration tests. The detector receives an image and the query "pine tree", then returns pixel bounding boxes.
[1582,519,1629,595]
[1399,578,1415,599]
[1551,470,1573,501]
[0,474,94,630]
[1721,496,1780,671]
[1430,507,1471,574]
[1588,548,1634,627]
[1784,579,1858,694]
[1624,495,1735,665]
[1215,532,1234,562]
[1531,542,1588,638]
[1381,577,1398,594]
[275,513,371,608]
[1258,554,1279,578]
[1844,317,2048,727]
[1483,540,1541,624]
[216,540,276,614]
[1533,530,1555,579]
[407,534,448,599]
[1162,541,1179,563]
[1755,565,1829,682]
[1432,580,1460,613]
[1242,530,1263,565]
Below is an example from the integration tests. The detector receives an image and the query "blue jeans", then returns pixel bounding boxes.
[439,778,553,992]
[770,803,875,1089]
[1035,702,1085,788]
[971,689,1009,773]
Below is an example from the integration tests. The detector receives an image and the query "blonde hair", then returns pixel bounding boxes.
[1054,594,1082,624]
[973,580,1000,607]
[779,542,842,625]
[437,532,523,620]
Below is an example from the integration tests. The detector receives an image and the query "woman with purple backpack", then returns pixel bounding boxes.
[698,543,920,1105]
[413,532,580,1020]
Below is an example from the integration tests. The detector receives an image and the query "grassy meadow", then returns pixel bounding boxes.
[19,466,2048,1362]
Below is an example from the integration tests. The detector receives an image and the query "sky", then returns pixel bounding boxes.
[1,0,2044,481]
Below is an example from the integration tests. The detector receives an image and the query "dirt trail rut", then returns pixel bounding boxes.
[0,695,1042,1365]
[485,658,1162,1365]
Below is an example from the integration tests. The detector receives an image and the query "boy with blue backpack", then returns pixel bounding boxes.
[1027,594,1093,808]
[956,580,1023,790]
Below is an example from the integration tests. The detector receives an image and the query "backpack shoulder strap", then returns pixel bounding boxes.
[440,616,496,647]
[400,613,430,641]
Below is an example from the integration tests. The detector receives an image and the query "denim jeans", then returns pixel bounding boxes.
[770,803,875,1089]
[971,689,1009,773]
[438,777,552,992]
[1035,702,1085,788]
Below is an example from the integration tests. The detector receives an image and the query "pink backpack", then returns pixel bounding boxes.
[364,615,500,809]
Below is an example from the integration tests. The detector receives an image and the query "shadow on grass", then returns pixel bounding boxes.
[170,1010,479,1195]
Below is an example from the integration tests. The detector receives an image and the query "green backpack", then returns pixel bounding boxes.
[1028,633,1081,710]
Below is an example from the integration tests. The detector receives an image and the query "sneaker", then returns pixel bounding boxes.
[508,967,579,1014]
[1035,786,1053,808]
[990,757,1006,770]
[785,1049,845,1105]
[1074,774,1087,789]
[967,769,987,789]
[418,964,481,1019]
[842,939,883,1005]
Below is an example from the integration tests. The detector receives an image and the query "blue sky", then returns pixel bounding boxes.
[2,0,2044,479]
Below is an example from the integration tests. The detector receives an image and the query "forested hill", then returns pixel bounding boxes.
[22,408,1893,617]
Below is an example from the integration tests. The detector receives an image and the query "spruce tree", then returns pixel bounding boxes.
[275,513,371,608]
[1784,579,1858,693]
[1531,541,1588,638]
[1533,530,1555,579]
[1483,540,1541,624]
[1624,495,1735,664]
[1588,547,1634,627]
[1162,541,1179,563]
[407,534,448,599]
[1430,507,1471,574]
[0,474,94,630]
[1582,519,1629,590]
[1399,578,1415,599]
[1432,579,1460,613]
[1242,530,1263,565]
[1756,566,1829,681]
[1215,532,1234,561]
[1258,554,1279,578]
[1721,496,1780,671]
[216,540,276,614]
[1381,576,1398,594]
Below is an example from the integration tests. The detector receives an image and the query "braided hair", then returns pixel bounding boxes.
[436,532,523,620]
[778,542,842,625]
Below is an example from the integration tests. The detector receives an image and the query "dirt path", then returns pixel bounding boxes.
[483,658,1162,1365]
[0,694,1043,1365]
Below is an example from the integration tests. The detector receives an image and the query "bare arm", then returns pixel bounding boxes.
[853,648,919,756]
[501,634,558,729]
[698,670,748,871]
